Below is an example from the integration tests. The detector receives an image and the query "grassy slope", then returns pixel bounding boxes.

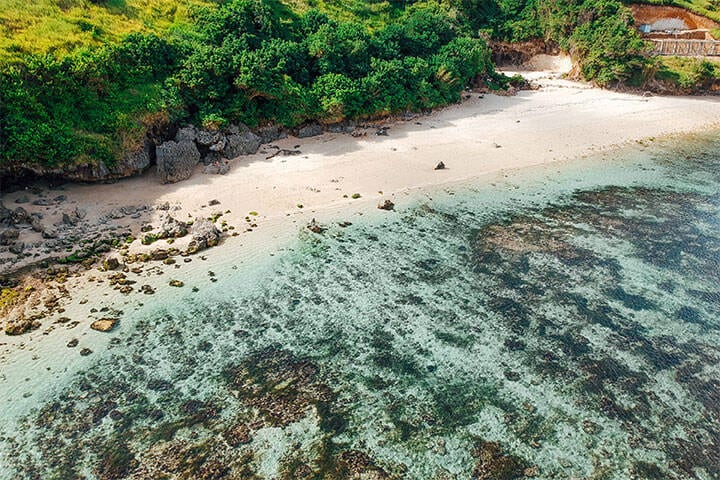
[0,0,212,63]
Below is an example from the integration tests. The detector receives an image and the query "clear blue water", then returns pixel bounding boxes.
[1,133,720,479]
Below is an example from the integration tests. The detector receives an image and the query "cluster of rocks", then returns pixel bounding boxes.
[0,196,153,275]
[156,124,266,184]
[137,213,221,255]
[0,200,65,256]
[154,120,367,183]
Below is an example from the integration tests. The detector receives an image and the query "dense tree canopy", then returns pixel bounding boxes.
[0,0,688,171]
[0,0,500,168]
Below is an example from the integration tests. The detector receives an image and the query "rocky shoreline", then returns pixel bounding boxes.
[0,118,380,189]
[0,191,226,336]
[0,108,434,339]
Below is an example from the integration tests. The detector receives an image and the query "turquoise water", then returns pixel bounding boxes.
[2,134,720,479]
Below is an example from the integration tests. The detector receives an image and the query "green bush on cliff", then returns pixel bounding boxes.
[1,0,693,172]
[459,0,650,86]
[0,33,177,167]
[0,0,496,170]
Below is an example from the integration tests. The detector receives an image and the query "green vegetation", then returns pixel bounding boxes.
[0,0,717,175]
[0,287,20,312]
[462,0,650,84]
[0,0,211,63]
[653,56,720,89]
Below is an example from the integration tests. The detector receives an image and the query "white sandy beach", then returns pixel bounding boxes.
[19,70,720,233]
[2,65,720,374]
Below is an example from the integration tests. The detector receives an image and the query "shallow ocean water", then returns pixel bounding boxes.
[1,133,720,480]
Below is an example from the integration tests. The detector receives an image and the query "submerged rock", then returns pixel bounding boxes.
[90,318,118,332]
[378,200,395,211]
[471,441,528,480]
[307,218,325,234]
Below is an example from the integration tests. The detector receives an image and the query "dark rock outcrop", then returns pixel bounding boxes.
[0,203,13,227]
[0,119,279,185]
[175,126,197,143]
[156,140,201,184]
[0,138,154,184]
[225,130,261,158]
[256,125,287,144]
[378,200,395,211]
[296,123,323,138]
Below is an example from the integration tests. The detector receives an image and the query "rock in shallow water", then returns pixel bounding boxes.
[378,199,395,211]
[90,318,118,332]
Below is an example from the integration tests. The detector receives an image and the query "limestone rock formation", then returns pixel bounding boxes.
[297,123,323,138]
[224,130,261,158]
[187,218,220,253]
[156,140,201,184]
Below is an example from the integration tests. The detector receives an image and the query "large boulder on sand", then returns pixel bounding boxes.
[115,140,153,177]
[156,140,201,184]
